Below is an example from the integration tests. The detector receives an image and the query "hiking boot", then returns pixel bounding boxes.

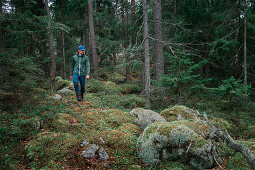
[77,94,82,101]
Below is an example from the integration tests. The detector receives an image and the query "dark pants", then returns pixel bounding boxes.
[73,74,86,99]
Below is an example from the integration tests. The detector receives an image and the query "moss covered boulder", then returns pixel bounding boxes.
[25,132,80,168]
[130,108,166,129]
[55,77,72,91]
[137,121,214,169]
[160,105,197,122]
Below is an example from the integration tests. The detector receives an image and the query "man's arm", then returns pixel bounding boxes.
[86,56,90,76]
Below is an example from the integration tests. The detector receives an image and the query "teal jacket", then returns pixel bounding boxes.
[70,53,90,76]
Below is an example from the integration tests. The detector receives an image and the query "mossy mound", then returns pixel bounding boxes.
[56,77,71,91]
[118,123,142,136]
[80,109,135,131]
[121,84,142,94]
[109,72,125,84]
[137,121,214,169]
[160,105,197,122]
[244,125,255,138]
[25,132,80,169]
[102,81,123,95]
[86,79,104,93]
[210,117,231,129]
[32,88,47,94]
[83,93,145,109]
[52,113,82,134]
[226,138,255,170]
[86,80,122,95]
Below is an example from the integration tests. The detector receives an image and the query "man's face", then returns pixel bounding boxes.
[78,49,85,55]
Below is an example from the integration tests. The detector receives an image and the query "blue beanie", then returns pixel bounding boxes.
[78,45,86,51]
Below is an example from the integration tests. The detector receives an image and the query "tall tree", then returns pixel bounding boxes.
[121,0,130,82]
[88,0,98,79]
[153,0,164,81]
[44,0,56,92]
[143,0,151,109]
[244,0,247,89]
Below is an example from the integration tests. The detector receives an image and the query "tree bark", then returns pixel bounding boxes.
[44,0,56,92]
[88,0,98,79]
[153,0,164,81]
[244,0,247,90]
[143,0,151,109]
[121,0,130,82]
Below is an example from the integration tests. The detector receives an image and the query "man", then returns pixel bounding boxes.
[70,45,90,101]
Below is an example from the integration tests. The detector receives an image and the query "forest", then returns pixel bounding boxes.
[0,0,255,169]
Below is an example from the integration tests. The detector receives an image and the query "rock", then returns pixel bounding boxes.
[98,147,109,161]
[130,108,166,129]
[80,140,89,147]
[136,120,214,169]
[58,88,72,94]
[98,137,105,144]
[81,144,99,159]
[51,94,62,101]
[160,105,198,122]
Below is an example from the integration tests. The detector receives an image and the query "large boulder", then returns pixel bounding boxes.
[130,108,166,129]
[136,120,214,169]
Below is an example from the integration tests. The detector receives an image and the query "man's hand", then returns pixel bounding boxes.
[86,75,90,79]
[70,76,73,80]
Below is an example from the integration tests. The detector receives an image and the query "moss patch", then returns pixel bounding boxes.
[25,132,80,168]
[160,105,197,122]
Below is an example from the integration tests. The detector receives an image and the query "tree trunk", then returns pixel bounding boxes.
[143,0,151,109]
[88,0,98,79]
[121,0,130,82]
[131,0,136,46]
[153,0,164,82]
[44,0,56,92]
[244,0,247,90]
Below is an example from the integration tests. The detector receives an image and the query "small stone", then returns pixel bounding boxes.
[81,144,99,159]
[98,147,109,161]
[51,94,62,100]
[98,137,105,144]
[58,88,72,94]
[80,140,89,147]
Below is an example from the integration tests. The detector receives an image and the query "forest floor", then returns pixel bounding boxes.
[0,77,255,169]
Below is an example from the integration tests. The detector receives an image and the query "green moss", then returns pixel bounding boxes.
[121,84,142,94]
[160,105,197,122]
[244,125,255,138]
[211,117,231,129]
[52,113,82,134]
[25,132,80,168]
[109,72,125,83]
[56,79,71,91]
[118,123,142,136]
[102,81,123,95]
[226,139,255,170]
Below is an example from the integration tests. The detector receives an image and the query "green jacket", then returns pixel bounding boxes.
[70,53,90,76]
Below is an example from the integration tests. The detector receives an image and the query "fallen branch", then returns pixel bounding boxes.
[200,112,255,169]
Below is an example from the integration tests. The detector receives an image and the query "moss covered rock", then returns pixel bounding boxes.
[160,105,197,122]
[118,123,142,136]
[56,78,72,91]
[137,121,214,169]
[130,108,166,129]
[102,81,123,95]
[25,132,80,168]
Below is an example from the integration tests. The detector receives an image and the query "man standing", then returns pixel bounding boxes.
[70,45,90,101]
